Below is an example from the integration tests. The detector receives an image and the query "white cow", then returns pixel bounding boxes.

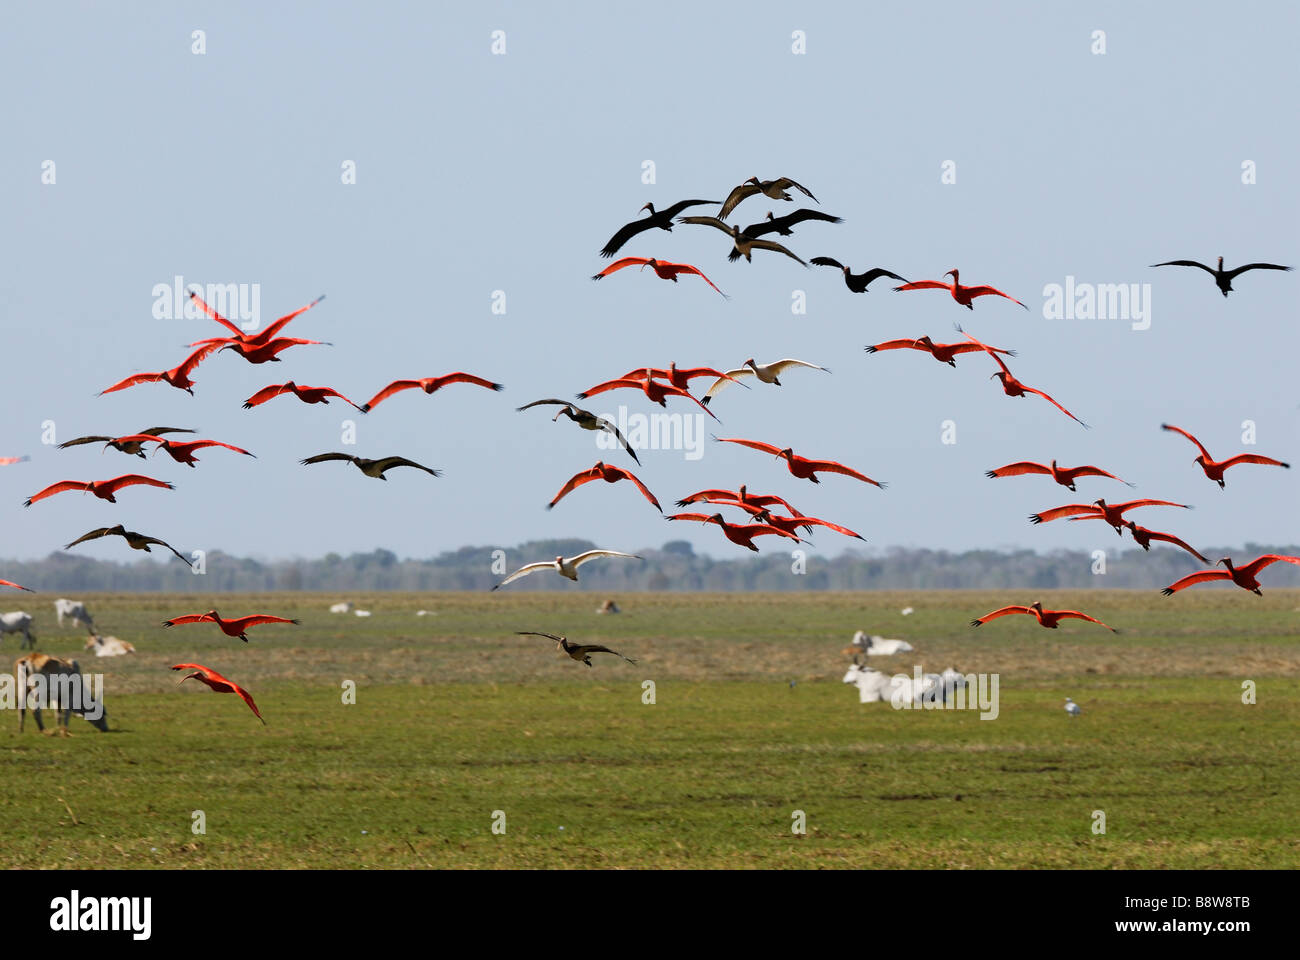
[843,661,958,706]
[84,633,136,657]
[847,631,914,655]
[0,611,36,650]
[329,601,355,614]
[354,609,372,617]
[842,662,895,703]
[54,598,93,629]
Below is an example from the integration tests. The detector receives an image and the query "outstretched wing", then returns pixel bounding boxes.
[575,644,637,664]
[964,286,1027,308]
[99,372,163,395]
[986,461,1053,480]
[1161,569,1230,595]
[806,460,885,488]
[516,398,572,413]
[242,383,293,409]
[613,468,661,511]
[100,474,175,496]
[595,417,640,465]
[570,550,641,568]
[714,436,783,456]
[57,436,112,449]
[865,339,925,354]
[1019,384,1088,427]
[894,280,952,292]
[371,456,441,477]
[64,527,118,549]
[969,606,1033,627]
[1150,259,1215,274]
[810,256,845,270]
[492,562,553,590]
[187,290,245,337]
[301,452,354,466]
[1160,423,1212,460]
[1225,262,1291,279]
[669,262,728,297]
[1219,453,1289,471]
[143,536,193,565]
[547,467,601,509]
[770,359,830,375]
[1029,503,1099,524]
[591,257,651,280]
[516,630,566,643]
[701,368,755,404]
[748,238,808,266]
[162,614,216,627]
[1056,610,1118,632]
[859,268,909,285]
[361,380,421,412]
[717,183,759,220]
[1140,528,1209,564]
[1238,554,1300,580]
[774,177,817,201]
[25,480,91,506]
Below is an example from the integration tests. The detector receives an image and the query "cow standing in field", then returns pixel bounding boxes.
[15,653,109,734]
[0,611,36,649]
[54,598,93,630]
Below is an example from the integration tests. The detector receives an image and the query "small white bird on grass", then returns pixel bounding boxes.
[1064,697,1082,717]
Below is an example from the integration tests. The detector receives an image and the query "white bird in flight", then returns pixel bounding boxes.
[702,358,830,406]
[492,550,642,591]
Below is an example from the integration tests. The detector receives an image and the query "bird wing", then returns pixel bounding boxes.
[860,268,909,285]
[801,516,865,540]
[669,262,728,297]
[1116,499,1189,514]
[1029,503,1099,524]
[1150,259,1215,274]
[371,456,441,477]
[805,460,884,487]
[665,512,716,524]
[100,372,163,395]
[865,339,925,354]
[1225,263,1292,279]
[64,527,118,548]
[770,359,830,375]
[701,368,755,404]
[101,474,174,495]
[427,372,502,393]
[25,480,91,506]
[186,440,254,457]
[570,550,641,567]
[810,256,845,270]
[187,291,245,337]
[517,398,571,412]
[144,537,193,565]
[986,461,1053,479]
[964,286,1027,308]
[162,614,216,627]
[1140,529,1210,564]
[233,615,300,629]
[171,662,219,678]
[1066,465,1131,484]
[234,683,266,723]
[715,436,783,456]
[576,378,642,400]
[1161,569,1230,595]
[573,644,637,664]
[1219,453,1290,470]
[595,418,640,465]
[1055,610,1118,632]
[1238,554,1300,579]
[894,280,952,292]
[492,563,553,590]
[516,630,566,643]
[245,295,326,344]
[0,579,33,592]
[318,387,363,411]
[661,199,719,218]
[57,436,112,449]
[361,380,421,412]
[141,427,197,438]
[175,342,224,377]
[970,606,1032,626]
[774,178,817,201]
[747,238,808,266]
[599,218,656,258]
[113,434,166,447]
[674,488,737,507]
[1018,384,1088,427]
[615,468,661,511]
[301,452,354,466]
[548,467,601,508]
[717,184,759,220]
[1160,423,1211,460]
[591,257,651,280]
[242,383,292,408]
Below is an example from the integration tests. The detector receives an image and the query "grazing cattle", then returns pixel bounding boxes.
[54,598,94,629]
[596,599,621,615]
[15,653,109,734]
[84,633,136,657]
[841,630,914,657]
[329,601,354,614]
[0,611,36,649]
[842,660,958,706]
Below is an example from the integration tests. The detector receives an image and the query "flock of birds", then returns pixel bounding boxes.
[2,172,1297,716]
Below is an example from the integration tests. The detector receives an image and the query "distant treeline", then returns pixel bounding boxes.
[3,539,1300,593]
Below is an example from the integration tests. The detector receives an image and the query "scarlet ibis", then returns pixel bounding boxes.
[1162,554,1300,596]
[105,435,253,467]
[616,363,748,391]
[665,511,801,551]
[896,269,1027,309]
[676,216,808,265]
[1160,423,1290,488]
[985,459,1131,491]
[162,610,300,642]
[1122,521,1209,564]
[64,525,191,565]
[24,474,174,507]
[717,176,818,221]
[812,259,908,293]
[970,601,1118,632]
[598,199,719,258]
[516,631,637,666]
[300,453,441,479]
[961,330,1087,427]
[58,427,196,458]
[591,257,727,298]
[360,373,503,413]
[701,358,830,406]
[739,504,865,540]
[206,336,331,364]
[742,209,842,238]
[99,343,222,396]
[242,381,363,411]
[189,291,325,346]
[516,399,639,465]
[171,663,265,724]
[548,461,660,512]
[1150,257,1291,297]
[0,579,33,592]
[577,374,718,420]
[675,485,804,516]
[0,456,30,466]
[714,437,884,487]
[866,335,1015,367]
[492,550,642,591]
[1030,498,1190,531]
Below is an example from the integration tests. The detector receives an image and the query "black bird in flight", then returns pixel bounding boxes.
[300,453,441,479]
[811,258,909,293]
[598,199,718,258]
[739,209,842,238]
[64,525,192,565]
[1150,256,1291,297]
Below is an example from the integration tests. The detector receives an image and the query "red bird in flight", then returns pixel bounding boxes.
[895,269,1027,310]
[0,578,33,592]
[162,610,300,642]
[865,335,1015,367]
[714,437,885,487]
[616,363,747,391]
[986,459,1132,492]
[675,485,804,516]
[243,382,363,411]
[1030,497,1190,532]
[548,461,661,512]
[24,474,174,507]
[109,435,254,467]
[99,343,221,396]
[1160,423,1290,488]
[1121,521,1209,564]
[578,373,718,420]
[361,373,503,413]
[171,663,266,724]
[591,257,727,298]
[970,601,1118,632]
[665,512,801,551]
[961,329,1087,427]
[188,291,325,347]
[1162,555,1300,596]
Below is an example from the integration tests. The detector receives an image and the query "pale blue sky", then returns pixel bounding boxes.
[2,1,1296,563]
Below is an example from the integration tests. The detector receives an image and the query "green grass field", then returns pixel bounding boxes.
[4,590,1298,868]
